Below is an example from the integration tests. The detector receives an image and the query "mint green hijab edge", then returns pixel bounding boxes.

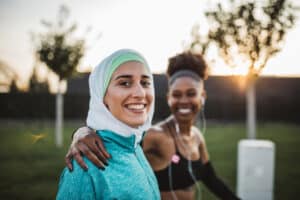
[103,53,149,96]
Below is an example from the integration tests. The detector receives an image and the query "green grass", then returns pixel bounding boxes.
[0,120,79,200]
[0,120,299,200]
[198,122,300,200]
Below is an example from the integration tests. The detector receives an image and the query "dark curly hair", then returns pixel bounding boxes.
[166,51,208,80]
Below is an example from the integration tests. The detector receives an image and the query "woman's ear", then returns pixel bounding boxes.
[166,93,171,107]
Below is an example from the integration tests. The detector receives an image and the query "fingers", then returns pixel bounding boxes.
[76,141,106,170]
[65,150,73,171]
[88,142,109,166]
[71,145,89,171]
[95,137,111,159]
[81,133,111,166]
[68,129,111,171]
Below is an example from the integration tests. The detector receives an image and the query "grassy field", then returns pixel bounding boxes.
[0,120,299,200]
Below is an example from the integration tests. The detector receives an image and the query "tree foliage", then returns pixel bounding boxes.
[28,67,50,93]
[188,24,210,55]
[191,0,298,78]
[35,5,85,81]
[0,60,19,92]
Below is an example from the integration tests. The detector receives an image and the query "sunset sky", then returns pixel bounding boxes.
[1,0,300,89]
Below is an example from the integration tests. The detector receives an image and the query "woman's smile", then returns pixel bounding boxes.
[125,103,147,112]
[177,108,192,114]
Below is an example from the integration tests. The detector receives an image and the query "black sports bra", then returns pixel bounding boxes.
[154,149,204,191]
[154,117,205,191]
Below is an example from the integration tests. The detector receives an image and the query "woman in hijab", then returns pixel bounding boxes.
[56,49,159,200]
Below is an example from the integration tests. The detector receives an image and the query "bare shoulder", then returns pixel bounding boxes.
[144,122,174,154]
[144,123,171,143]
[143,122,176,170]
[192,126,206,143]
[148,123,164,133]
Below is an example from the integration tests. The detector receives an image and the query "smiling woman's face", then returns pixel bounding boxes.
[104,61,153,128]
[167,76,204,123]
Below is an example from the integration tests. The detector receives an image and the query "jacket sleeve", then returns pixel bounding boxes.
[200,161,241,200]
[56,164,97,200]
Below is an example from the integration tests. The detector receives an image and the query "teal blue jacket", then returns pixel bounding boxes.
[56,130,160,200]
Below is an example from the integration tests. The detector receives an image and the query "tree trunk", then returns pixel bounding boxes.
[246,79,256,139]
[55,80,64,147]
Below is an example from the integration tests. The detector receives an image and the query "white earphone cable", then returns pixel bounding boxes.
[174,122,202,200]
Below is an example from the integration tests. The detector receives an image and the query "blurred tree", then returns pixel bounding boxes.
[0,60,19,93]
[190,0,298,138]
[28,66,50,93]
[187,24,210,55]
[34,5,85,147]
[9,80,19,93]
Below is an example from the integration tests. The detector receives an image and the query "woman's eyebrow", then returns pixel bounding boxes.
[114,74,151,80]
[114,75,132,80]
[142,75,151,79]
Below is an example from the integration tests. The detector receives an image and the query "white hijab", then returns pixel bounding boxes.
[86,49,155,147]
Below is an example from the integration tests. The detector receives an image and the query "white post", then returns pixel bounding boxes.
[237,139,275,200]
[55,81,63,147]
[246,80,256,139]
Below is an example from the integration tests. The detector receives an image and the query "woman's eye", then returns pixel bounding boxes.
[187,92,196,97]
[141,80,151,87]
[119,81,131,87]
[172,93,181,98]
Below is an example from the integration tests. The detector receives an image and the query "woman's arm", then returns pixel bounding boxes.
[200,162,241,200]
[195,128,240,199]
[65,127,111,171]
[142,127,174,171]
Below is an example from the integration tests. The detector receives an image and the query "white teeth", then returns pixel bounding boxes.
[127,104,145,110]
[178,108,191,114]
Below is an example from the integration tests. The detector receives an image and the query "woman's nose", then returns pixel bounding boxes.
[178,95,189,103]
[132,83,146,97]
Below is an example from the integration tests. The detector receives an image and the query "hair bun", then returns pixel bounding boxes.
[167,52,208,80]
